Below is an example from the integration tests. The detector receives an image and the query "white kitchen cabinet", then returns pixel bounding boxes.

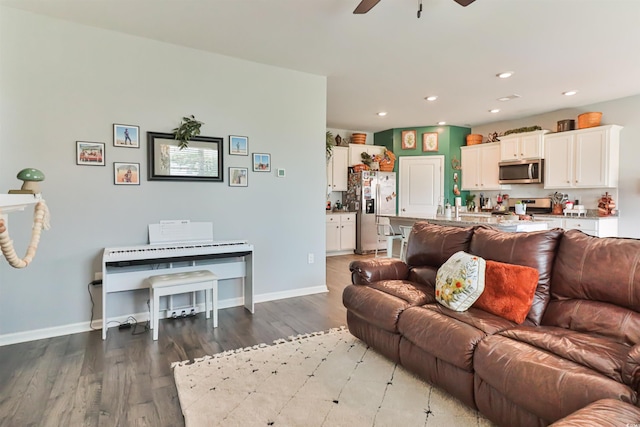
[326,213,356,253]
[349,143,386,166]
[327,146,348,192]
[562,217,618,237]
[544,125,622,189]
[499,130,549,161]
[461,142,503,190]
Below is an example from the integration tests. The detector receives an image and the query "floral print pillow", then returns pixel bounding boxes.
[435,251,486,311]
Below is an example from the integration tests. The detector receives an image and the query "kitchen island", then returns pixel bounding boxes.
[383,213,550,233]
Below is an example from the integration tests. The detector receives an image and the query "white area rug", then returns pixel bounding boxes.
[173,327,494,426]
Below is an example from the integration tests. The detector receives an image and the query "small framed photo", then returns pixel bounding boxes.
[401,130,417,150]
[113,124,140,148]
[422,132,438,152]
[252,153,271,172]
[229,167,248,187]
[76,141,105,166]
[114,162,140,185]
[229,135,248,156]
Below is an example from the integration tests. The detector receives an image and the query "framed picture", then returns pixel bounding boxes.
[229,167,248,187]
[401,130,417,150]
[422,132,438,152]
[114,162,140,185]
[113,124,140,148]
[252,153,271,172]
[76,141,105,166]
[147,132,223,182]
[229,135,248,156]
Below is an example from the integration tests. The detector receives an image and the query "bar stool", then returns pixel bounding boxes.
[376,218,402,258]
[146,270,218,341]
[399,225,413,262]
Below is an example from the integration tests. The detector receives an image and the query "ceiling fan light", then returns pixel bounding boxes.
[425,96,438,101]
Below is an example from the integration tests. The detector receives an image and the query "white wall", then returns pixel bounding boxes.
[0,7,327,341]
[472,94,640,238]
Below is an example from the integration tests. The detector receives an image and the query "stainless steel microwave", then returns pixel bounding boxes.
[498,159,543,184]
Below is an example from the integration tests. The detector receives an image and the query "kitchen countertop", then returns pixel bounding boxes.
[326,210,355,215]
[382,214,551,232]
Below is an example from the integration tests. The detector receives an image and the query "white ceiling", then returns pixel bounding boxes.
[3,0,640,132]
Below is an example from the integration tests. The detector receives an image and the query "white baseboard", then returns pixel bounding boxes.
[0,285,329,346]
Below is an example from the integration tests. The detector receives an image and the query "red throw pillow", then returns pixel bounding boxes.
[474,260,539,324]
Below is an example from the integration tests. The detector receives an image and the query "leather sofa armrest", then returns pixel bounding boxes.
[349,258,409,285]
[622,344,640,392]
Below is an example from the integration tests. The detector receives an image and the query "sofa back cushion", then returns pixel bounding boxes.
[543,230,640,345]
[405,222,474,268]
[469,226,563,325]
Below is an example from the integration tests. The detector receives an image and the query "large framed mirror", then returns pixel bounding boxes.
[147,132,223,182]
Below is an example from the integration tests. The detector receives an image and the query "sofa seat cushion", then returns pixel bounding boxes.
[474,333,636,423]
[397,304,515,371]
[500,326,629,383]
[342,281,433,333]
[550,398,640,427]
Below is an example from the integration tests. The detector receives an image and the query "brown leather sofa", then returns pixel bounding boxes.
[343,222,640,426]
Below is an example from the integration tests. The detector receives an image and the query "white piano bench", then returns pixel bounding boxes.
[146,270,218,341]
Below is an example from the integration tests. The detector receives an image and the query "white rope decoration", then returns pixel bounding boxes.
[0,200,50,268]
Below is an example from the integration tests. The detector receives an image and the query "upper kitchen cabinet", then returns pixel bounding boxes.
[461,142,502,190]
[327,146,349,191]
[499,130,549,161]
[544,125,622,189]
[349,143,386,166]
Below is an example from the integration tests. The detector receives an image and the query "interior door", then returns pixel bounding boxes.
[398,156,444,217]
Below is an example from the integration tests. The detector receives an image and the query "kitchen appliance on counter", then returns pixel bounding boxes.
[498,159,543,184]
[492,197,552,215]
[345,171,397,254]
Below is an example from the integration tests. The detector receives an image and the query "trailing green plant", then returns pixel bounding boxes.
[361,151,373,166]
[173,115,204,150]
[326,131,334,159]
[503,125,542,136]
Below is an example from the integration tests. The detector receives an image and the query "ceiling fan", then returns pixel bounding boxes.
[354,0,476,14]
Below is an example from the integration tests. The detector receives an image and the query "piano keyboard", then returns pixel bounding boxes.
[103,240,251,262]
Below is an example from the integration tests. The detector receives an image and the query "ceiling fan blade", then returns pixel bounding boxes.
[453,0,476,6]
[353,0,381,14]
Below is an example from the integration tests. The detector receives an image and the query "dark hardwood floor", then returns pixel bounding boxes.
[0,254,368,427]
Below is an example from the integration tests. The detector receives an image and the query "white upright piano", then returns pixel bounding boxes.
[101,221,254,339]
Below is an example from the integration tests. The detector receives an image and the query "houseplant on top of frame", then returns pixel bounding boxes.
[173,115,204,150]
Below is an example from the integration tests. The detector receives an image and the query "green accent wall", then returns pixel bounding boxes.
[373,125,471,208]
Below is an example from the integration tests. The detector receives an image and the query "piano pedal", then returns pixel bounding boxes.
[180,310,187,318]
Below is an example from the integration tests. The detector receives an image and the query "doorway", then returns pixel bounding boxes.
[398,156,444,217]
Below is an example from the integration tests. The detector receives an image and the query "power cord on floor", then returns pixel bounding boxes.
[87,281,150,335]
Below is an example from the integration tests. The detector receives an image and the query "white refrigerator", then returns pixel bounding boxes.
[345,171,397,254]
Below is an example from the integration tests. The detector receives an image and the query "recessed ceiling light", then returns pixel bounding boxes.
[489,109,500,113]
[437,121,446,125]
[377,111,387,116]
[496,71,514,79]
[425,96,438,101]
[497,94,521,102]
[563,90,578,96]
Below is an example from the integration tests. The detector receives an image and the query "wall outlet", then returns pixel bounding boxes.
[94,272,102,281]
[307,253,314,264]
